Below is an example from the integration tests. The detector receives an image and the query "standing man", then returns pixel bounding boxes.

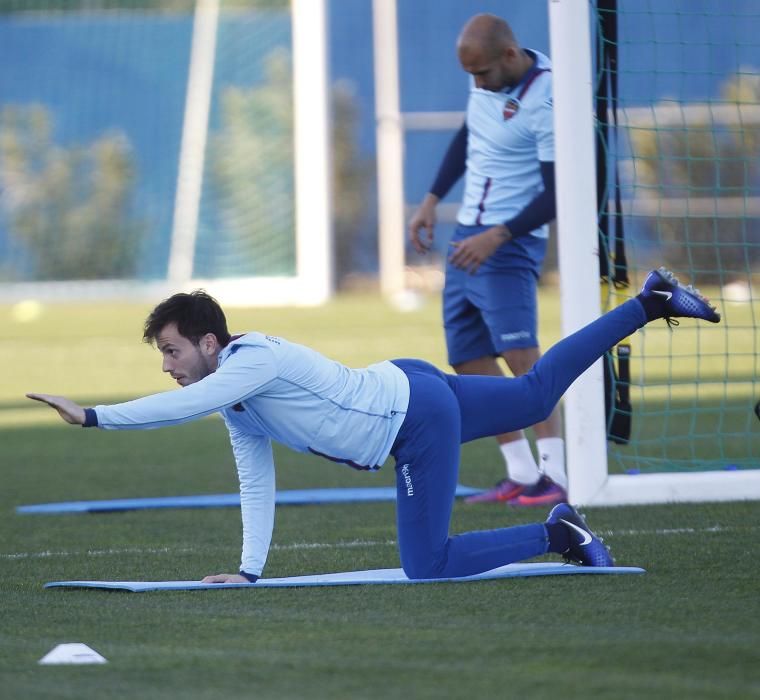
[409,14,562,506]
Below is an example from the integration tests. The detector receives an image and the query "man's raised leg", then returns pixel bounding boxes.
[451,268,720,443]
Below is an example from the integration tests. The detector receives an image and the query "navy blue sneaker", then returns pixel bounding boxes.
[546,503,614,567]
[640,267,720,325]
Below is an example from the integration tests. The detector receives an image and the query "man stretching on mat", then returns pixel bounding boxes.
[28,268,719,583]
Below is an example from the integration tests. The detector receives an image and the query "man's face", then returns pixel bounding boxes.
[458,45,516,92]
[157,322,217,387]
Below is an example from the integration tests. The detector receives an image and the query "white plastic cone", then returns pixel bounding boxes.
[38,643,108,665]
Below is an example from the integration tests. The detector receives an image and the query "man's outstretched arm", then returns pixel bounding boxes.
[27,347,277,432]
[26,391,274,584]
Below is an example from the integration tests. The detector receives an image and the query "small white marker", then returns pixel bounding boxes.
[10,299,43,323]
[38,643,108,665]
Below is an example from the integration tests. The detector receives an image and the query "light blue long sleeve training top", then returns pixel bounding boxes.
[89,332,411,575]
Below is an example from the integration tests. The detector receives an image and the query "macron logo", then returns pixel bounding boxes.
[401,464,414,497]
[500,330,531,342]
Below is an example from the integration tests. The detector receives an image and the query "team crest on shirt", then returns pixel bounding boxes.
[502,97,521,120]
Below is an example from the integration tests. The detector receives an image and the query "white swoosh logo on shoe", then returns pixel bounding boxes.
[652,290,673,300]
[560,518,592,545]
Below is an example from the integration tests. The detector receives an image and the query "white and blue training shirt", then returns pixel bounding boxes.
[459,49,554,236]
[87,332,410,576]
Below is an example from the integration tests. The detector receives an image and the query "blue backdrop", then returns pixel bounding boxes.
[0,0,757,279]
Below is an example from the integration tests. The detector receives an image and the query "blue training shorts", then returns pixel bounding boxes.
[443,224,547,366]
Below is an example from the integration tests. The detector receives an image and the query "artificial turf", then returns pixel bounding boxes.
[1,293,758,698]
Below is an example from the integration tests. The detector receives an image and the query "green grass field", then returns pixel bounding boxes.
[1,291,759,699]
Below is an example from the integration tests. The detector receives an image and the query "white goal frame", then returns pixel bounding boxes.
[549,0,760,505]
[1,0,332,307]
[372,0,760,504]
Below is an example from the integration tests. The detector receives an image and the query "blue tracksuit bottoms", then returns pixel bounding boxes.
[390,298,647,579]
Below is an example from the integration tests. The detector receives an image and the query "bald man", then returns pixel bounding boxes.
[408,14,563,506]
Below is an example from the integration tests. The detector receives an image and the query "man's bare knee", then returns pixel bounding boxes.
[501,347,541,377]
[452,356,503,377]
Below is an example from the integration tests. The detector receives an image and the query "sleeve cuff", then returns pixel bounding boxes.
[83,408,99,428]
[239,570,259,583]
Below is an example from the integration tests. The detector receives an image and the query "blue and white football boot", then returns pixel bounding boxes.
[546,503,614,567]
[639,267,720,325]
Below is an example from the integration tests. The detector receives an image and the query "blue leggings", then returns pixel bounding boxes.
[390,298,647,579]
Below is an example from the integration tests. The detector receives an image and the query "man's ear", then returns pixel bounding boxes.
[200,332,219,356]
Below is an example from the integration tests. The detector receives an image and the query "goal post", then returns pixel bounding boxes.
[169,0,333,307]
[548,0,609,505]
[550,0,760,505]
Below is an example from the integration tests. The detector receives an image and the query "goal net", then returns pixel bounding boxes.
[0,0,330,305]
[553,0,760,504]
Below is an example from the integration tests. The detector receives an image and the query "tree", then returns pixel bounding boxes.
[628,73,760,281]
[206,49,371,283]
[0,104,143,280]
[330,79,373,287]
[205,48,295,277]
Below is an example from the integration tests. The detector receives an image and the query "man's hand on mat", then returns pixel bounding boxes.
[201,573,250,584]
[26,393,86,425]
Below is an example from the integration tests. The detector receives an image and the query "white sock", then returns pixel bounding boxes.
[500,438,540,485]
[536,437,567,489]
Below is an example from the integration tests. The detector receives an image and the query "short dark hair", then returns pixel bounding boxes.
[143,289,231,347]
